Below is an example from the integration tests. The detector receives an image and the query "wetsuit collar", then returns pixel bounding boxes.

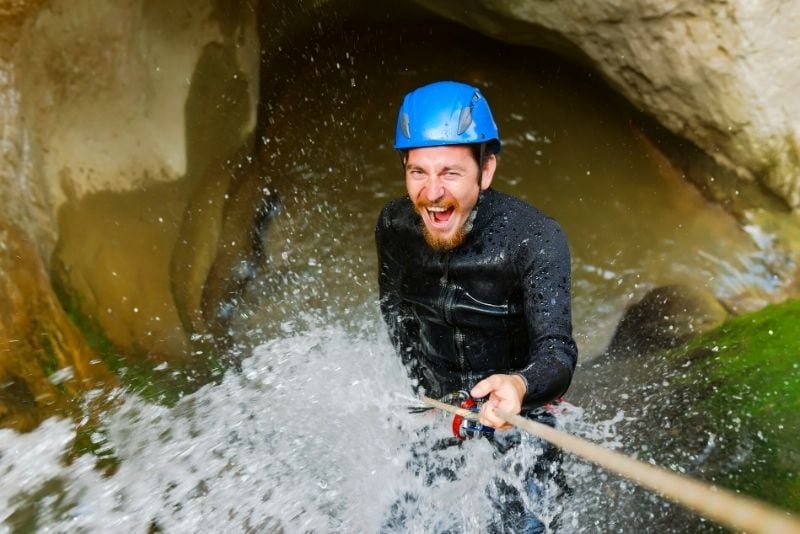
[462,188,492,239]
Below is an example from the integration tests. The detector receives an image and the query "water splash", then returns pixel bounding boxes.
[0,319,648,533]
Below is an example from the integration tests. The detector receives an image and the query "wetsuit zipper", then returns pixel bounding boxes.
[439,253,467,372]
[455,327,466,373]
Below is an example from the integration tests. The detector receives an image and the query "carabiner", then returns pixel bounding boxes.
[442,391,495,440]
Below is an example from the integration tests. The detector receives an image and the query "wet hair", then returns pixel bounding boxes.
[469,144,483,166]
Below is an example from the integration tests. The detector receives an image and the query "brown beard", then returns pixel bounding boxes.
[413,199,466,250]
[421,223,466,250]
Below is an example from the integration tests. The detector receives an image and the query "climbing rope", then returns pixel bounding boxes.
[421,395,800,534]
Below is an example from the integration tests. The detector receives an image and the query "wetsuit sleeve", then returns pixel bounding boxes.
[517,218,578,410]
[375,205,419,370]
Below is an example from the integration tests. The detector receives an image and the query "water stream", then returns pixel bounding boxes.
[0,21,789,533]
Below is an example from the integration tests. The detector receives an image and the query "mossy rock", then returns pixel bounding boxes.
[567,300,800,532]
[663,298,800,511]
[573,298,800,521]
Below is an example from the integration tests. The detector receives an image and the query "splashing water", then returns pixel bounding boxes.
[0,316,639,533]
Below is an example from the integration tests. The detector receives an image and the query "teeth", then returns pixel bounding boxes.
[427,207,447,212]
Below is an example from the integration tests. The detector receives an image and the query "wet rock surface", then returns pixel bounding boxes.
[0,0,263,426]
[607,284,729,357]
[0,222,114,431]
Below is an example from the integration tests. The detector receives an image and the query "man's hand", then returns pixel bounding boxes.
[470,374,526,431]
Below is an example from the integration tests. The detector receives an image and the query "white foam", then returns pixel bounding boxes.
[1,321,634,532]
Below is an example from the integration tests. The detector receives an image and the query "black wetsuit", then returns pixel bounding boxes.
[376,188,578,409]
[376,188,577,533]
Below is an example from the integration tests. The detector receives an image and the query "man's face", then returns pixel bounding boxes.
[405,145,496,250]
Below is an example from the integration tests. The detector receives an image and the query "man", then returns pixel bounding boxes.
[376,80,578,531]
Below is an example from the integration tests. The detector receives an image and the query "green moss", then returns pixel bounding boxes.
[667,299,800,510]
[37,335,60,378]
[52,273,229,407]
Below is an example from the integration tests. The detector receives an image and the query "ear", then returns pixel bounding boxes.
[480,153,497,190]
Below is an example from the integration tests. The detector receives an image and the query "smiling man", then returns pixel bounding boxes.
[376,81,578,531]
[377,80,577,426]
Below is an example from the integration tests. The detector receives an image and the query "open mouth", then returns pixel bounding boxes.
[426,205,455,224]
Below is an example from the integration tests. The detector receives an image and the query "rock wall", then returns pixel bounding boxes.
[0,0,261,429]
[14,0,260,248]
[0,220,115,431]
[414,0,800,210]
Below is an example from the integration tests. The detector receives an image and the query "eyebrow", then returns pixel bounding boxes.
[441,165,467,172]
[405,164,468,172]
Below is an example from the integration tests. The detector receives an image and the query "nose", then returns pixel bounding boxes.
[425,176,444,202]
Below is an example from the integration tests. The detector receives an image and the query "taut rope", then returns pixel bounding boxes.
[420,395,800,534]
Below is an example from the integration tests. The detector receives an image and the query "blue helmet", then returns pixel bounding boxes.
[394,81,501,154]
